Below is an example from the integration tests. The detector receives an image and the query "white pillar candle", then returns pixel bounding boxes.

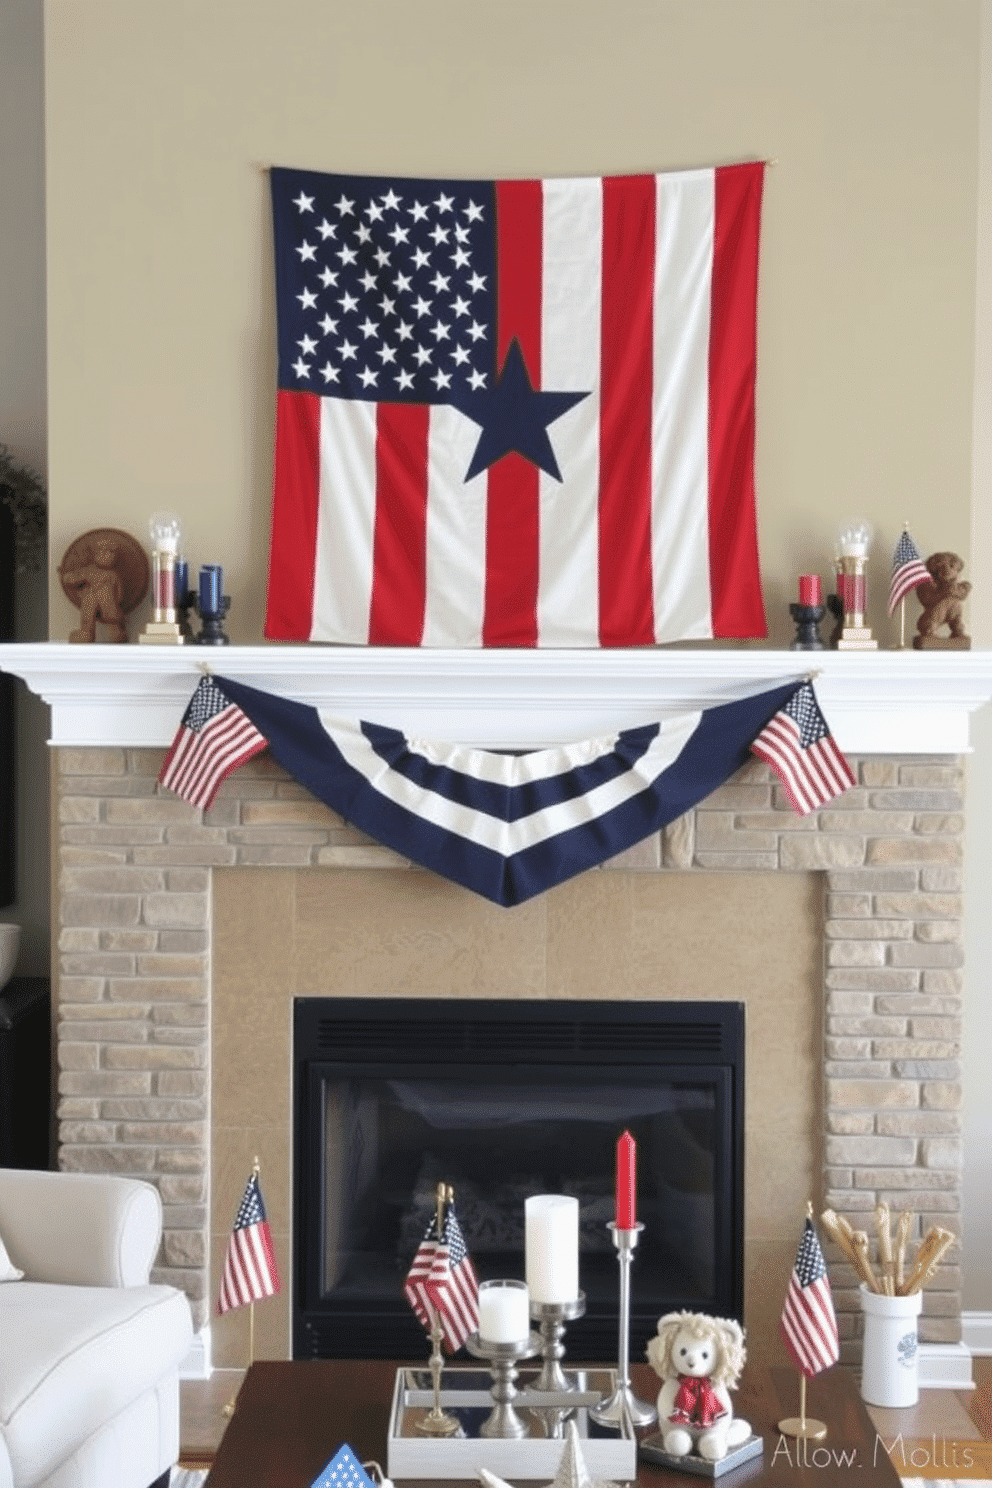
[525,1194,579,1304]
[478,1279,530,1344]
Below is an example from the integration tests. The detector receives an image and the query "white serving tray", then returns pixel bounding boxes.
[387,1365,638,1482]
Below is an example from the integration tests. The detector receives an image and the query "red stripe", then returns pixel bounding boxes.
[166,709,266,809]
[708,163,766,638]
[483,180,543,648]
[265,389,321,640]
[369,403,430,644]
[599,175,656,647]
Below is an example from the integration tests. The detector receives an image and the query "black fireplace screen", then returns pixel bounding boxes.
[293,999,744,1361]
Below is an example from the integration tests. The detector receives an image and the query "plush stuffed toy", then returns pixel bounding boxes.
[646,1310,752,1462]
[915,551,972,642]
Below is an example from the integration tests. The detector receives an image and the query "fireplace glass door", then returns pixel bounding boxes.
[293,999,744,1360]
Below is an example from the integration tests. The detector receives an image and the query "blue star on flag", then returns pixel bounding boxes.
[449,338,589,481]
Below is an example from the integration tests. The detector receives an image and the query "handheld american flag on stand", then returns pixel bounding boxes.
[264,161,767,648]
[751,681,856,815]
[217,1167,281,1315]
[403,1196,479,1352]
[157,675,267,810]
[780,1217,839,1378]
[888,528,931,616]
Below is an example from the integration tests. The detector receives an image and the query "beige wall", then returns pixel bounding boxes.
[964,0,992,1321]
[43,0,979,646]
[40,0,992,1322]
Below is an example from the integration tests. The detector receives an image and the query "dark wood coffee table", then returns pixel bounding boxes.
[204,1359,901,1488]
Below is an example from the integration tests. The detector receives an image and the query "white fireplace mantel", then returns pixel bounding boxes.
[2,642,992,752]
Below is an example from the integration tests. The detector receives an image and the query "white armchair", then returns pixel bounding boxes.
[0,1168,193,1488]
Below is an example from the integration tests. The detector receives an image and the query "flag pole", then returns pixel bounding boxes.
[777,1204,829,1441]
[416,1183,460,1438]
[223,1156,262,1419]
[899,521,909,650]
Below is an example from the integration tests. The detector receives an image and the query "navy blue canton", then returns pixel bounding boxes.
[233,1173,267,1232]
[181,676,230,731]
[793,1220,828,1286]
[270,167,497,405]
[782,682,828,748]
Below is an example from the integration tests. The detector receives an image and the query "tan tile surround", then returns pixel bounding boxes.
[54,748,965,1370]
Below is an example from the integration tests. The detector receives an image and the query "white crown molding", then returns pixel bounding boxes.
[1,642,991,752]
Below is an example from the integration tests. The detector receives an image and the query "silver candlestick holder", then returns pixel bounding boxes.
[589,1223,657,1429]
[466,1332,540,1438]
[530,1293,586,1393]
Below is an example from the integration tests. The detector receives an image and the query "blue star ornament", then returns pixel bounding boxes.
[450,339,590,482]
[310,1443,377,1488]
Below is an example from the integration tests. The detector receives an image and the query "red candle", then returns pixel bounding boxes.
[615,1129,637,1229]
[798,574,821,606]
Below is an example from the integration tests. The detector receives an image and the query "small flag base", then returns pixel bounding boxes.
[836,626,877,650]
[415,1405,461,1437]
[139,619,185,644]
[776,1415,827,1440]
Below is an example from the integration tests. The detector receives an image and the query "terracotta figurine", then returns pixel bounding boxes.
[60,537,128,643]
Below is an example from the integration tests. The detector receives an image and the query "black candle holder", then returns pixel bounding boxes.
[789,601,826,651]
[193,594,231,645]
[176,589,197,644]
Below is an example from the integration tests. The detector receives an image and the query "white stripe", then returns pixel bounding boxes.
[537,176,603,647]
[179,713,264,808]
[782,1279,838,1371]
[311,397,377,643]
[651,168,715,643]
[810,739,855,796]
[762,749,818,815]
[403,729,622,786]
[243,1223,278,1296]
[756,721,851,814]
[754,719,819,813]
[801,746,841,806]
[422,404,489,646]
[804,1281,839,1351]
[319,708,702,858]
[785,1301,833,1372]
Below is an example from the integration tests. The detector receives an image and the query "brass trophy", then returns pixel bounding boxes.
[832,520,878,650]
[139,511,185,645]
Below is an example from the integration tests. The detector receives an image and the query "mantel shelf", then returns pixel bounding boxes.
[1,642,991,753]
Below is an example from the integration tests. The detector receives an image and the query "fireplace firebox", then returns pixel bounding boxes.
[293,998,744,1361]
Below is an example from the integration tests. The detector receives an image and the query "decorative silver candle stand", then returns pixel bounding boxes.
[590,1223,657,1429]
[530,1293,586,1393]
[466,1332,540,1438]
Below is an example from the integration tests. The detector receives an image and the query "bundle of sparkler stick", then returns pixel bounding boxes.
[820,1203,955,1296]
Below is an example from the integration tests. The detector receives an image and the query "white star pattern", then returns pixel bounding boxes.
[274,170,496,404]
[310,1443,377,1488]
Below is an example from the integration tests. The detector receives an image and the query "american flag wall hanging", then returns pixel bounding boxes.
[264,161,767,648]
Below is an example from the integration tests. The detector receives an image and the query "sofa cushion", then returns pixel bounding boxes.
[0,1232,22,1283]
[0,1281,191,1487]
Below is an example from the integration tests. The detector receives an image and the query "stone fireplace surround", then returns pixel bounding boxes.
[3,643,991,1383]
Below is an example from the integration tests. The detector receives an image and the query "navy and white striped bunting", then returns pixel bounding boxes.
[157,675,855,906]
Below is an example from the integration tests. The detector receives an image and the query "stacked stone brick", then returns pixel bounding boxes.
[55,748,963,1356]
